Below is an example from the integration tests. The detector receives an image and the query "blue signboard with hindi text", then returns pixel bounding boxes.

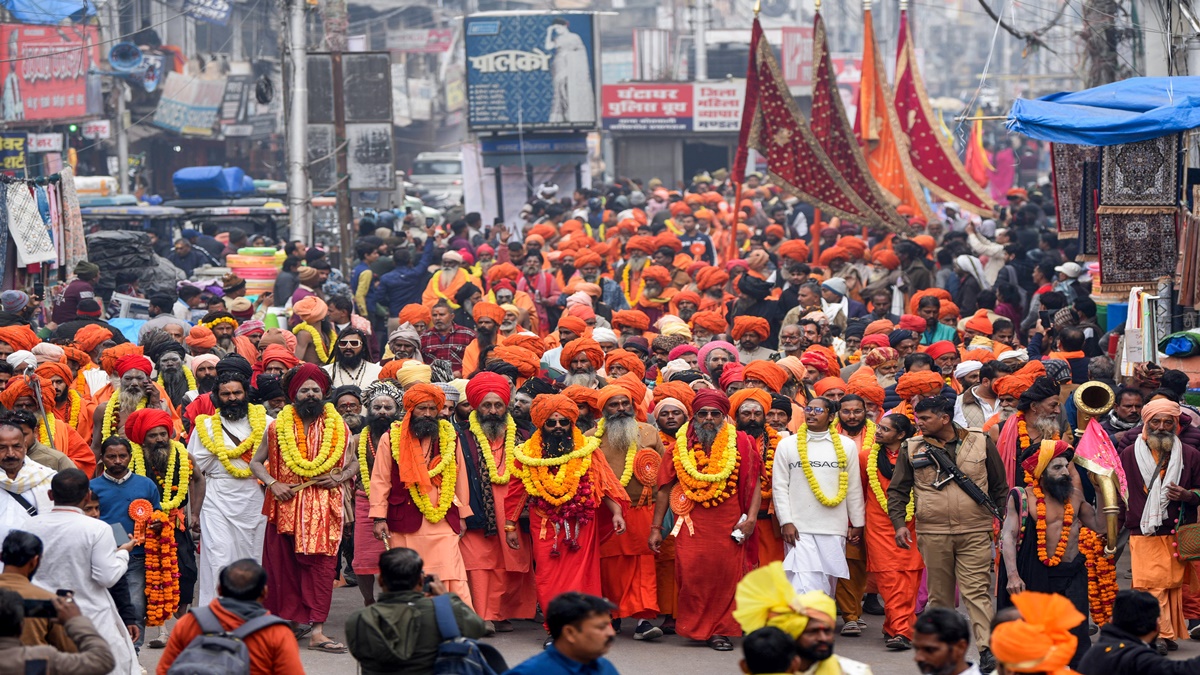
[465,13,598,132]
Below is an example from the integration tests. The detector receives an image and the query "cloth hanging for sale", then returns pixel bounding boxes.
[59,167,87,274]
[7,182,56,267]
[1097,208,1178,293]
[1050,143,1099,239]
[1100,134,1181,208]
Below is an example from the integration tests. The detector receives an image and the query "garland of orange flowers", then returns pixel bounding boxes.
[509,428,600,554]
[143,509,180,626]
[759,426,780,502]
[673,422,739,508]
[1080,528,1116,625]
[1027,470,1074,566]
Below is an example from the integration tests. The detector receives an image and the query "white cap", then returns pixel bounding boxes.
[1054,262,1083,278]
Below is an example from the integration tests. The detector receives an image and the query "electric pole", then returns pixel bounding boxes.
[286,0,310,244]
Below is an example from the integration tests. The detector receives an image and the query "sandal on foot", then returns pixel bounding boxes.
[292,624,313,640]
[840,621,862,637]
[707,635,734,651]
[885,635,913,651]
[494,620,514,633]
[308,640,348,654]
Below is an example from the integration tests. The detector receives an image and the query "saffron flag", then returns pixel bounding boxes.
[893,8,993,215]
[964,107,994,189]
[854,4,932,221]
[733,19,893,230]
[809,11,909,233]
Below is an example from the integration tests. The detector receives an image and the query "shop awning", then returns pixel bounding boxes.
[1007,77,1200,146]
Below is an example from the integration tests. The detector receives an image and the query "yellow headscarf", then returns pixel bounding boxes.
[734,562,838,639]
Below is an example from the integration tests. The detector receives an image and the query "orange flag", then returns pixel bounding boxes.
[964,108,994,189]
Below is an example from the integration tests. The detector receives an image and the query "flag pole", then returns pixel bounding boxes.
[730,1,761,265]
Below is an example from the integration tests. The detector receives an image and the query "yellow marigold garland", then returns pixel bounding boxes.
[201,316,239,331]
[621,261,646,307]
[64,389,81,428]
[195,405,268,479]
[102,392,147,454]
[132,440,192,511]
[467,411,514,485]
[144,509,179,626]
[292,323,334,363]
[594,417,637,487]
[509,428,599,507]
[673,422,739,508]
[866,432,915,522]
[393,419,459,523]
[1027,470,1073,566]
[759,426,780,502]
[158,367,197,395]
[357,431,375,497]
[276,403,347,478]
[796,424,849,507]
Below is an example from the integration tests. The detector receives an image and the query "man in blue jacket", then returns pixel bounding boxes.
[506,593,619,674]
[376,228,439,318]
[1078,590,1200,674]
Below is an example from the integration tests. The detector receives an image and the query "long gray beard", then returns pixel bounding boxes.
[118,387,145,420]
[479,415,507,441]
[563,372,595,387]
[603,415,639,453]
[217,336,235,351]
[696,424,718,449]
[1031,415,1059,441]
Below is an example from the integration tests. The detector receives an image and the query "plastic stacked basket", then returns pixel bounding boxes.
[226,247,282,298]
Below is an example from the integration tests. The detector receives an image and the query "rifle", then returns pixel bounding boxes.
[923,442,1004,521]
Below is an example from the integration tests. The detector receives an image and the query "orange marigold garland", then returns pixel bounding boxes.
[1080,528,1116,626]
[144,509,180,626]
[1027,470,1073,567]
[759,426,780,503]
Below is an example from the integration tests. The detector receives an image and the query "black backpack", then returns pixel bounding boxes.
[166,606,290,675]
[431,594,508,675]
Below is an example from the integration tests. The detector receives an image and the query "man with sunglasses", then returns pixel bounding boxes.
[323,327,381,390]
[772,397,865,599]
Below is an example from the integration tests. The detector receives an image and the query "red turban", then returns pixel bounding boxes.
[286,362,331,400]
[898,314,927,333]
[115,354,152,378]
[641,266,672,289]
[605,349,646,380]
[261,345,300,371]
[895,371,945,400]
[743,361,788,393]
[35,361,72,385]
[573,249,602,269]
[860,334,889,350]
[0,376,53,411]
[490,346,540,379]
[778,240,810,263]
[562,385,599,415]
[818,246,849,266]
[124,408,174,445]
[813,377,848,397]
[653,381,695,415]
[557,315,589,337]
[731,316,770,342]
[692,389,731,417]
[398,304,432,326]
[0,325,38,353]
[691,311,727,335]
[504,333,547,357]
[695,268,729,291]
[73,325,112,353]
[465,371,511,408]
[186,325,217,350]
[800,350,838,378]
[925,341,957,361]
[719,362,744,391]
[626,236,657,255]
[871,250,900,270]
[560,337,604,371]
[965,309,993,334]
[612,310,650,332]
[531,393,580,428]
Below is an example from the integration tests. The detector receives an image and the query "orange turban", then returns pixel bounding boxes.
[673,253,693,270]
[846,367,885,407]
[529,223,557,240]
[398,304,433,326]
[895,371,945,400]
[912,235,936,254]
[0,375,53,411]
[35,361,72,385]
[818,246,849,266]
[611,373,648,421]
[73,325,113,353]
[871,250,900,270]
[473,302,505,325]
[612,310,650,332]
[695,268,729,291]
[293,296,328,324]
[573,249,602,269]
[614,219,639,235]
[562,385,599,415]
[185,326,217,351]
[674,290,701,307]
[691,311,727,335]
[993,361,1045,398]
[392,383,447,495]
[124,408,174,445]
[743,361,788,393]
[487,262,521,284]
[101,343,144,375]
[0,325,39,353]
[595,384,634,413]
[61,346,91,367]
[990,592,1083,675]
[560,337,604,371]
[626,236,657,255]
[490,346,540,379]
[908,288,952,314]
[731,316,770,342]
[765,224,785,239]
[261,344,300,372]
[531,393,580,427]
[730,387,772,415]
[865,319,893,336]
[838,237,867,258]
[641,266,672,289]
[654,233,683,253]
[605,348,646,380]
[504,333,547,357]
[778,240,810,263]
[813,377,848,397]
[557,316,589,338]
[800,349,839,379]
[961,348,996,364]
[775,356,806,384]
[671,200,694,215]
[938,301,960,320]
[653,381,695,415]
[965,309,993,334]
[380,359,405,381]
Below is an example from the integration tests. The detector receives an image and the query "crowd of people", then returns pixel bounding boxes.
[0,170,1193,674]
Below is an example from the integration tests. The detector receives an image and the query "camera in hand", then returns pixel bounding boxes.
[422,575,434,594]
[23,599,56,619]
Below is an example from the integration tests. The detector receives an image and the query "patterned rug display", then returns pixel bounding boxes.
[1051,143,1099,238]
[1100,133,1180,207]
[1080,160,1101,257]
[1096,207,1178,292]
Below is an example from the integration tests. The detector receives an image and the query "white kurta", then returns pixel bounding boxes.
[323,361,383,390]
[188,415,268,607]
[24,506,138,675]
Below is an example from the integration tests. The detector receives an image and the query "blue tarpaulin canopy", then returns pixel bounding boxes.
[1,0,95,24]
[1007,77,1200,146]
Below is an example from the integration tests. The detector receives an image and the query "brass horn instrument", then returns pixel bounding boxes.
[1072,381,1121,555]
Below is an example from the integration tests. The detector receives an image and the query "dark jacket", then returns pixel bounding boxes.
[883,382,957,412]
[1114,410,1200,459]
[1027,333,1089,384]
[846,298,869,320]
[1078,624,1200,675]
[378,239,437,316]
[346,590,484,675]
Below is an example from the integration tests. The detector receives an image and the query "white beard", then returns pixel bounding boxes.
[563,372,595,387]
[603,415,640,453]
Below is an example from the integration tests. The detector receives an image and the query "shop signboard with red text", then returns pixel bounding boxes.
[0,24,101,123]
[601,80,744,133]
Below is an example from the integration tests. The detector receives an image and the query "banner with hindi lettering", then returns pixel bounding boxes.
[465,12,598,132]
